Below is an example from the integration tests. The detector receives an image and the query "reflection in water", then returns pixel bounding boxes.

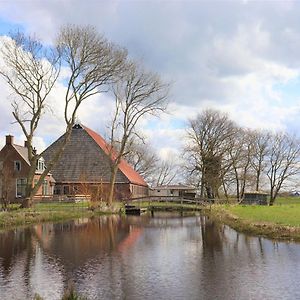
[1,213,300,299]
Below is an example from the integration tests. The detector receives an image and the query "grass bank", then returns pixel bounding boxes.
[207,197,300,241]
[0,202,120,230]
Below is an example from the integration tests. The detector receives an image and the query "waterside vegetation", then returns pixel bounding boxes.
[0,202,120,230]
[207,197,300,241]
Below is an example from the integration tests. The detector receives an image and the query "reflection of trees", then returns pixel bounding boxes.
[0,228,34,276]
[200,216,225,254]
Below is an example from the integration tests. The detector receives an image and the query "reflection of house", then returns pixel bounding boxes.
[0,135,55,203]
[150,184,196,198]
[42,124,148,200]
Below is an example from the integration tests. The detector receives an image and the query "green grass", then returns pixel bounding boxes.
[217,197,300,227]
[207,196,300,240]
[226,204,300,227]
[274,196,300,205]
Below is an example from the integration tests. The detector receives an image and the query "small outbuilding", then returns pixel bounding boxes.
[150,184,196,198]
[241,192,268,205]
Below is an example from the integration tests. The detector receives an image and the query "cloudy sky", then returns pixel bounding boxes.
[1,0,300,159]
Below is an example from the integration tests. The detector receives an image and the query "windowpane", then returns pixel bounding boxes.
[14,161,21,172]
[16,178,27,197]
[42,180,48,195]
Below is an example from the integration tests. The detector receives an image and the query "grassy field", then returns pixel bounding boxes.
[209,196,300,240]
[225,197,300,227]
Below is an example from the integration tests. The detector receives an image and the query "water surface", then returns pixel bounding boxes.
[0,213,300,299]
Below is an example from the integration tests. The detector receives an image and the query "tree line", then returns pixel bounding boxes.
[183,109,300,205]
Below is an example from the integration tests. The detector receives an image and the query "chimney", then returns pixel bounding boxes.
[24,140,29,148]
[6,135,14,146]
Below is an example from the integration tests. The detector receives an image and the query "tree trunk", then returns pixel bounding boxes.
[269,187,275,206]
[255,169,260,191]
[107,166,118,206]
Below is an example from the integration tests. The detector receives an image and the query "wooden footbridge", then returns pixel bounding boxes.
[124,196,210,215]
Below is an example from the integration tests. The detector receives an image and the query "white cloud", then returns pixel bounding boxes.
[1,1,300,158]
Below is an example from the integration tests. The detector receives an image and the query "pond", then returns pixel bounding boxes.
[0,212,300,300]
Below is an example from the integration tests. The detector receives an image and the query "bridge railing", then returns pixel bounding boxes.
[124,196,237,206]
[124,196,210,206]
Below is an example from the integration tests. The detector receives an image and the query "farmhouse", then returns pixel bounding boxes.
[42,124,149,201]
[0,135,55,203]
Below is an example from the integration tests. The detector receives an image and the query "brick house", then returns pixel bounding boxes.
[0,135,55,203]
[42,124,149,201]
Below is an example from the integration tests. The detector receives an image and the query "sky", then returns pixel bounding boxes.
[1,0,300,159]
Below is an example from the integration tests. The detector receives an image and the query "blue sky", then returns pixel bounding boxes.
[1,0,300,158]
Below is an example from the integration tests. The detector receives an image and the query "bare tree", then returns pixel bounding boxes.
[0,26,127,207]
[226,128,255,201]
[251,130,270,191]
[107,62,168,205]
[186,109,236,199]
[266,132,300,205]
[0,32,60,207]
[123,138,159,183]
[152,159,178,186]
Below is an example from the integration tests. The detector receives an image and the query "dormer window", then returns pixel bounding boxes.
[14,161,21,172]
[36,158,45,172]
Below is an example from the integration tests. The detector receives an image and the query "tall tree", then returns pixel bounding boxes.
[107,62,168,204]
[226,129,255,201]
[0,32,60,207]
[186,109,236,199]
[266,133,300,205]
[251,130,270,191]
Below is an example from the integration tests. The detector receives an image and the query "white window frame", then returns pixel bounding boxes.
[16,178,27,197]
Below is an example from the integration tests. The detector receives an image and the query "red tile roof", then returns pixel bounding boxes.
[83,126,148,187]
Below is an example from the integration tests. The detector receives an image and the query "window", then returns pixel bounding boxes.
[54,186,61,195]
[16,178,27,197]
[42,180,48,196]
[36,159,45,172]
[63,185,70,195]
[14,161,21,172]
